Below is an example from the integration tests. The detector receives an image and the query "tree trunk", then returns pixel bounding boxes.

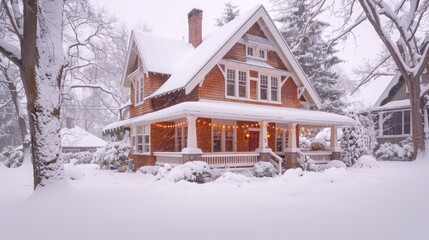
[21,0,65,189]
[408,76,425,159]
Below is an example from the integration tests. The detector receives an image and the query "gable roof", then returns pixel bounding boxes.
[373,72,404,108]
[123,4,321,108]
[61,126,107,148]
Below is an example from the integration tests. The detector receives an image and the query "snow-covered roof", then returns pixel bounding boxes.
[61,126,107,148]
[373,72,402,108]
[103,100,354,132]
[372,99,410,111]
[132,31,194,75]
[120,4,321,108]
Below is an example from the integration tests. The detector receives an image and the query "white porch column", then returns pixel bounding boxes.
[329,125,340,151]
[182,115,202,153]
[258,121,270,152]
[287,123,297,152]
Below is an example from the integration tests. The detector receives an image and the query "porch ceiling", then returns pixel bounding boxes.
[103,100,355,132]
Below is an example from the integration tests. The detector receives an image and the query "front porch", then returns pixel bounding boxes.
[104,100,354,172]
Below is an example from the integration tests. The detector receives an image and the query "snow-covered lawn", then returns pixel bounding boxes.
[1,159,428,240]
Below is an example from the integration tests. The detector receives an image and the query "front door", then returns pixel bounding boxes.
[248,131,259,151]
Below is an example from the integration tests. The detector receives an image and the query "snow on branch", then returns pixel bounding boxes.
[0,40,21,68]
[67,83,114,95]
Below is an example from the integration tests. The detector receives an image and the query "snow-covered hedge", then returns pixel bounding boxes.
[215,172,250,186]
[340,112,377,166]
[375,137,413,160]
[60,151,94,164]
[310,141,326,151]
[252,161,277,177]
[0,147,23,168]
[326,160,347,169]
[92,141,131,170]
[155,161,212,183]
[353,155,379,168]
[138,165,161,175]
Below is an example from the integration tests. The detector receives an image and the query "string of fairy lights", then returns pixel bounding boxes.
[154,119,321,135]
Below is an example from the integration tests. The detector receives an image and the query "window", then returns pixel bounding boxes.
[271,77,278,102]
[260,75,268,100]
[259,49,265,59]
[226,69,248,98]
[176,125,188,151]
[134,78,144,104]
[382,110,410,136]
[275,130,289,152]
[238,71,247,98]
[131,125,150,153]
[212,120,236,152]
[247,46,254,56]
[226,69,235,97]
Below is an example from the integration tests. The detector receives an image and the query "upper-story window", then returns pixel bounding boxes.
[259,74,280,102]
[226,68,248,98]
[246,45,267,61]
[134,78,144,104]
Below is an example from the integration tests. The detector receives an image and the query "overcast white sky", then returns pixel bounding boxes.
[93,0,390,107]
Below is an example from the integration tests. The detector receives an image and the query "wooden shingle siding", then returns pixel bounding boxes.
[247,22,267,38]
[267,50,288,70]
[197,118,212,152]
[151,122,175,152]
[224,43,246,62]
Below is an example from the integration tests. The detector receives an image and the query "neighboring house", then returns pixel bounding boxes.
[61,119,107,153]
[371,61,429,145]
[103,5,354,171]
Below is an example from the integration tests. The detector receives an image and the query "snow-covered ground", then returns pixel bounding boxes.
[1,159,428,240]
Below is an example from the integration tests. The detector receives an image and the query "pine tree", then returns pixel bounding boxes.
[271,0,346,114]
[215,1,240,27]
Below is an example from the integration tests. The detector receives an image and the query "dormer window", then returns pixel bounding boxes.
[134,78,144,104]
[246,44,267,61]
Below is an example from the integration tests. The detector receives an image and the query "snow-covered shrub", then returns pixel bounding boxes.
[300,136,311,150]
[340,112,377,166]
[310,141,326,151]
[92,141,131,170]
[60,151,94,164]
[252,161,277,177]
[215,172,250,186]
[64,161,84,180]
[375,137,413,160]
[138,165,161,176]
[0,147,24,168]
[353,155,379,168]
[326,160,347,169]
[157,161,211,183]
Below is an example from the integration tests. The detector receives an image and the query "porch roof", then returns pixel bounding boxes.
[103,100,354,132]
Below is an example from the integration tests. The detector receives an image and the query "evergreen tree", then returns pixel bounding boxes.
[271,0,346,114]
[215,1,240,27]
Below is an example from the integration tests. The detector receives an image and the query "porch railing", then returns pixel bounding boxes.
[304,151,332,162]
[268,151,283,174]
[201,152,259,168]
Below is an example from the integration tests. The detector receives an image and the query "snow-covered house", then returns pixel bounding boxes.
[103,5,354,170]
[61,119,107,153]
[371,61,429,145]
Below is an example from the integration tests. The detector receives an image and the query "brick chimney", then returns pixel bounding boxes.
[188,8,203,48]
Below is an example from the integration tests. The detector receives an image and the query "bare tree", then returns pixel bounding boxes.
[327,0,429,158]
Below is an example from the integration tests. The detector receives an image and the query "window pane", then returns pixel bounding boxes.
[144,135,149,144]
[143,145,149,152]
[260,75,268,100]
[213,140,221,152]
[404,110,410,134]
[144,125,150,134]
[271,77,278,101]
[259,49,265,59]
[239,71,247,98]
[137,126,143,134]
[247,47,253,56]
[227,69,235,97]
[225,140,233,152]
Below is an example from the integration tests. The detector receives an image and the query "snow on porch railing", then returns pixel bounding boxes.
[201,152,259,168]
[304,151,332,162]
[154,152,184,165]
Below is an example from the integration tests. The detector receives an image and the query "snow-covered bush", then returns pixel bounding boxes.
[0,147,24,168]
[375,137,413,160]
[92,141,131,170]
[326,160,347,169]
[353,155,379,168]
[60,151,94,164]
[64,161,84,180]
[138,165,161,176]
[252,161,277,177]
[215,172,250,186]
[310,141,326,151]
[156,161,211,183]
[300,136,311,150]
[340,112,377,166]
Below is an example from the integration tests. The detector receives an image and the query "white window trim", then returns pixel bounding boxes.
[224,68,249,100]
[275,124,289,153]
[211,119,237,152]
[134,78,144,106]
[379,109,411,137]
[246,44,267,61]
[257,72,281,103]
[131,124,151,155]
[175,123,188,152]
